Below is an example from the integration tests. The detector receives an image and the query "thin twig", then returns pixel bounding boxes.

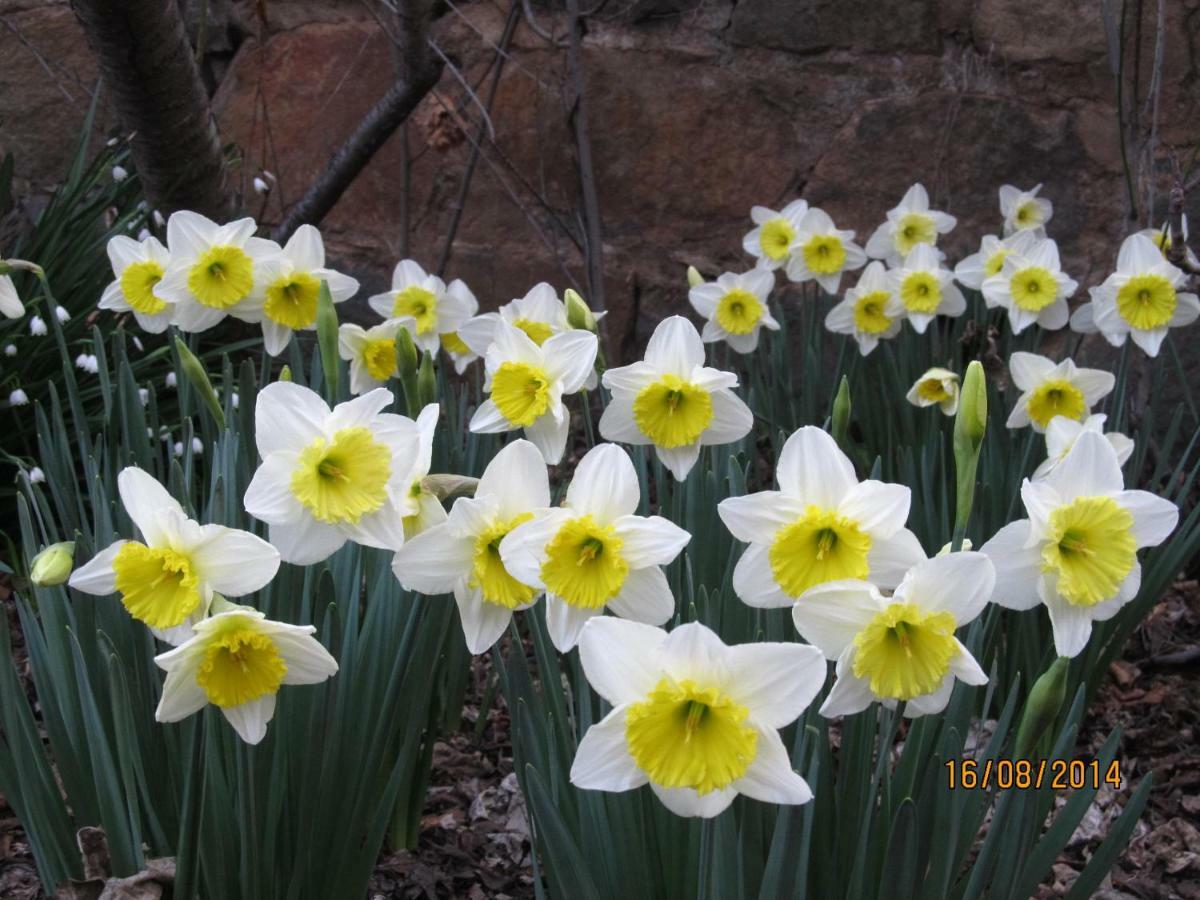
[436,1,520,276]
[1166,181,1200,275]
[428,38,496,142]
[565,0,606,312]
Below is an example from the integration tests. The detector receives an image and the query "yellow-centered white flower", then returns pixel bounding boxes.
[570,617,825,817]
[1033,414,1133,482]
[688,269,779,354]
[953,230,1037,291]
[367,259,473,355]
[338,319,406,395]
[438,278,480,374]
[794,552,995,718]
[155,211,278,332]
[499,443,691,651]
[99,235,174,332]
[1005,351,1115,433]
[784,207,867,294]
[981,236,1077,334]
[742,199,809,270]
[865,184,956,266]
[154,607,337,745]
[243,383,422,564]
[469,319,598,465]
[825,261,903,356]
[886,243,966,333]
[457,283,603,387]
[69,467,279,645]
[981,432,1177,657]
[239,225,359,356]
[718,426,925,608]
[399,404,448,539]
[598,316,752,481]
[999,183,1053,235]
[392,439,549,653]
[906,367,960,416]
[1069,233,1200,357]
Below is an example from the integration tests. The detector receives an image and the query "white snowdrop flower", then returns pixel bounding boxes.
[133,336,144,351]
[112,165,129,182]
[191,437,204,455]
[55,306,70,323]
[75,353,99,374]
[9,388,29,406]
[138,388,150,407]
[165,372,177,389]
[30,316,47,336]
[253,177,270,195]
[153,210,166,229]
[4,344,16,357]
[231,392,239,409]
[173,442,185,458]
[29,466,45,484]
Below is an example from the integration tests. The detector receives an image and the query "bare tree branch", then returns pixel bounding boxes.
[1167,181,1200,276]
[69,0,232,218]
[271,0,442,243]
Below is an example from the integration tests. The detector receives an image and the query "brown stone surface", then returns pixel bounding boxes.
[3,0,1199,358]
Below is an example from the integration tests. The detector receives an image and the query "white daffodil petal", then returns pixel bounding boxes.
[717,492,803,544]
[392,525,474,594]
[571,706,648,792]
[732,543,792,608]
[118,466,186,542]
[156,667,209,722]
[67,541,127,595]
[948,640,987,685]
[577,616,666,706]
[724,643,826,729]
[189,527,280,597]
[1114,489,1179,546]
[865,528,927,589]
[612,515,690,568]
[566,443,641,521]
[1042,590,1094,658]
[222,694,277,745]
[980,520,1043,611]
[268,518,346,566]
[545,596,602,651]
[837,480,911,539]
[790,580,882,659]
[606,565,675,626]
[734,725,812,805]
[776,426,856,507]
[650,784,737,819]
[453,584,514,655]
[901,552,995,625]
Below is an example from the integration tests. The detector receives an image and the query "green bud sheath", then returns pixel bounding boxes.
[174,337,226,430]
[1013,657,1069,759]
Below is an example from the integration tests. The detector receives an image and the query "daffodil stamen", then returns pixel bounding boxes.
[290,427,392,524]
[1041,496,1135,607]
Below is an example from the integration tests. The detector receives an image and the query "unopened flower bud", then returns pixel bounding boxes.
[174,337,226,430]
[564,288,598,332]
[686,265,705,288]
[1014,657,1069,759]
[30,541,74,587]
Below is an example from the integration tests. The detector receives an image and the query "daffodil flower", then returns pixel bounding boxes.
[243,383,422,564]
[400,404,448,539]
[793,552,995,718]
[457,283,603,386]
[981,236,1077,334]
[688,269,779,354]
[500,443,691,651]
[1005,351,1115,433]
[155,211,278,332]
[367,259,473,355]
[569,617,825,817]
[865,184,956,266]
[598,316,753,481]
[1069,233,1200,357]
[717,426,925,608]
[1137,215,1199,268]
[338,319,407,395]
[784,207,867,294]
[1033,414,1133,481]
[981,432,1177,657]
[239,225,359,356]
[439,278,480,374]
[392,439,549,653]
[98,235,173,332]
[742,200,809,270]
[469,319,598,465]
[887,244,966,333]
[0,271,22,319]
[953,230,1037,291]
[999,183,1053,235]
[906,368,960,416]
[154,608,338,744]
[824,261,903,355]
[69,467,280,644]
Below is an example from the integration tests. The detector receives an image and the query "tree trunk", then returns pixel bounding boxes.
[70,0,232,219]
